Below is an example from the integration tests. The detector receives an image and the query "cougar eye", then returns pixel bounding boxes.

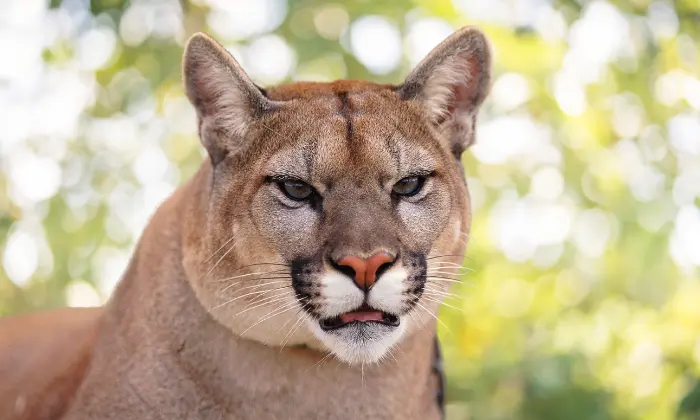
[392,176,425,197]
[278,180,314,201]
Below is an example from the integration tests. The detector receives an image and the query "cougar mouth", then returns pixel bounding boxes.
[319,304,400,331]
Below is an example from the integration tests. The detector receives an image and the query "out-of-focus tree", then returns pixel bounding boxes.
[1,0,699,418]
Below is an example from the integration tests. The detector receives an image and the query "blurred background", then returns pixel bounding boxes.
[1,0,699,418]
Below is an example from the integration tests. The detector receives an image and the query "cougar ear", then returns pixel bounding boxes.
[398,27,492,157]
[183,32,274,165]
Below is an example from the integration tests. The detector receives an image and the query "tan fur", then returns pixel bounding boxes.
[0,27,491,419]
[0,308,100,419]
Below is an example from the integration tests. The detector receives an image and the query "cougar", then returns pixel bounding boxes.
[0,26,491,419]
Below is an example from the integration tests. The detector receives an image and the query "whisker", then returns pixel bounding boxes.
[425,254,467,261]
[423,292,461,302]
[220,279,290,295]
[423,294,459,303]
[414,301,451,335]
[211,270,289,283]
[407,310,419,326]
[428,262,465,267]
[393,339,407,357]
[230,262,290,271]
[211,286,290,311]
[427,269,473,276]
[457,231,470,245]
[423,287,461,299]
[428,279,475,289]
[426,276,461,283]
[421,295,465,314]
[209,262,291,283]
[361,362,365,389]
[428,265,474,273]
[200,235,237,267]
[279,310,308,353]
[306,352,333,373]
[217,276,292,293]
[427,263,472,270]
[426,275,461,282]
[235,293,294,317]
[427,273,471,281]
[427,270,471,276]
[239,301,300,336]
[203,239,240,280]
[383,346,399,366]
[277,307,302,334]
[411,307,426,324]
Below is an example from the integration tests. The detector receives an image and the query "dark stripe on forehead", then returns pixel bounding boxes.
[384,122,401,171]
[304,140,316,178]
[336,91,353,142]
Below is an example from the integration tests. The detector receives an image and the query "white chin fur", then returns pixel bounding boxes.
[307,317,407,365]
[310,268,412,364]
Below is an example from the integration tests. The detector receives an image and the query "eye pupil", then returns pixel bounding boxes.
[392,176,425,197]
[280,180,313,201]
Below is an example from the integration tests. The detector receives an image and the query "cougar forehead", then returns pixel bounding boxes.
[267,84,446,178]
[256,80,449,168]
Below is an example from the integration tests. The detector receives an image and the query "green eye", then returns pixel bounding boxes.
[392,176,425,197]
[279,180,314,201]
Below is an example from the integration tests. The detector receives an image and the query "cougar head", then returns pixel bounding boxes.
[181,27,491,364]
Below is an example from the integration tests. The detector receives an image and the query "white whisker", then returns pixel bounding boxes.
[428,262,466,267]
[383,346,399,366]
[234,293,293,317]
[427,265,473,272]
[407,310,420,326]
[306,352,333,373]
[426,277,461,284]
[361,362,365,388]
[411,307,426,324]
[239,301,300,336]
[220,279,290,295]
[212,269,289,284]
[421,295,464,314]
[427,276,474,287]
[211,286,290,311]
[414,301,451,335]
[203,238,240,280]
[427,269,472,276]
[200,235,236,267]
[279,310,308,353]
[423,287,460,299]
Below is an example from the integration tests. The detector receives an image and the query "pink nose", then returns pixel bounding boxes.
[336,252,395,290]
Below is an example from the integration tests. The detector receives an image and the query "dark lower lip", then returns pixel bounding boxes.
[319,312,400,331]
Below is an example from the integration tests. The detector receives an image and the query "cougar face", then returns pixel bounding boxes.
[181,29,491,364]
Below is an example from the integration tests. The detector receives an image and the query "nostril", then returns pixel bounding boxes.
[374,260,394,280]
[330,257,356,280]
[337,264,356,280]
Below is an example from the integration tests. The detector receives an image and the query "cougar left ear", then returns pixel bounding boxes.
[183,33,276,165]
[398,27,492,157]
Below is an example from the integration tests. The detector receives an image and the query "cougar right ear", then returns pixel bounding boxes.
[398,27,492,158]
[183,33,275,165]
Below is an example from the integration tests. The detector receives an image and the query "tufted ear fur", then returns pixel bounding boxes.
[398,27,492,157]
[183,33,275,165]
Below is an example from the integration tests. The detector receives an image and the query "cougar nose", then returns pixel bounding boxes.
[335,252,396,291]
